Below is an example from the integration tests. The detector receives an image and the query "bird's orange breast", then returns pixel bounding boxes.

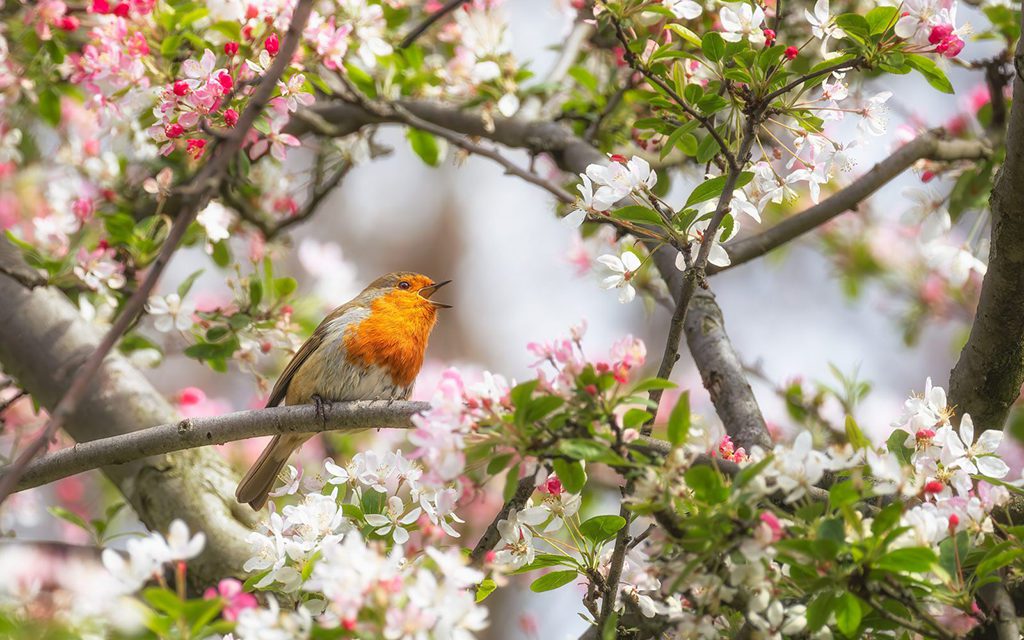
[343,292,438,388]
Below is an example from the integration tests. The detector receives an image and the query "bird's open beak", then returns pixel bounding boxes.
[419,280,452,308]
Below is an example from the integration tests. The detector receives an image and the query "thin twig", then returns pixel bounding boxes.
[760,57,863,106]
[399,0,471,48]
[610,16,738,171]
[0,0,317,505]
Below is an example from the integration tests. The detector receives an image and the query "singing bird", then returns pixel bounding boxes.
[235,272,451,510]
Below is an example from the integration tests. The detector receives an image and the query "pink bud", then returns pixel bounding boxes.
[172,80,189,96]
[112,2,129,16]
[179,387,205,405]
[924,480,944,494]
[224,41,239,56]
[928,24,954,45]
[224,108,239,126]
[784,46,799,60]
[264,33,279,55]
[217,71,234,90]
[921,170,936,182]
[763,28,776,46]
[165,123,185,138]
[948,514,960,530]
[58,15,80,31]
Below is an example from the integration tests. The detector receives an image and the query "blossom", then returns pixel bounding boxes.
[146,293,196,332]
[665,0,702,20]
[938,414,1009,479]
[563,175,603,227]
[719,3,767,46]
[162,519,206,561]
[204,578,257,621]
[804,0,845,54]
[597,250,642,303]
[196,200,234,243]
[858,91,892,137]
[365,495,421,544]
[922,241,987,287]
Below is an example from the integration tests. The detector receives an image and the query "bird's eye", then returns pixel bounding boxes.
[398,281,411,290]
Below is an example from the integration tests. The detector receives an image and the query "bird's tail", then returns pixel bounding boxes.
[235,435,304,510]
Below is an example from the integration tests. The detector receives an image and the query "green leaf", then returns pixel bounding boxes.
[558,439,625,464]
[665,24,702,48]
[579,515,627,543]
[177,270,204,299]
[701,32,725,62]
[622,408,653,429]
[47,506,91,533]
[684,172,754,208]
[875,547,937,573]
[486,452,513,475]
[683,465,728,503]
[835,592,863,636]
[865,6,899,34]
[248,279,263,308]
[273,276,297,298]
[475,578,497,602]
[631,378,676,393]
[601,611,620,640]
[829,480,859,509]
[143,588,183,616]
[39,89,61,126]
[612,205,663,225]
[512,553,575,574]
[406,128,442,166]
[530,570,578,592]
[906,54,954,94]
[844,415,871,450]
[343,62,377,97]
[806,591,837,631]
[552,459,586,494]
[667,391,690,447]
[835,14,870,39]
[886,429,914,465]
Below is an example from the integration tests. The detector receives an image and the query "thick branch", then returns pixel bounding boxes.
[949,9,1024,431]
[0,0,316,504]
[3,401,427,493]
[715,132,990,273]
[0,239,256,586]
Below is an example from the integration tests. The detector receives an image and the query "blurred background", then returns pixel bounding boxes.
[4,0,1022,637]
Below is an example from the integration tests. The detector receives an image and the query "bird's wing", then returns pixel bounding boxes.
[265,302,365,408]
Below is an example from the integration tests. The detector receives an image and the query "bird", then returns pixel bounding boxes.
[235,271,451,510]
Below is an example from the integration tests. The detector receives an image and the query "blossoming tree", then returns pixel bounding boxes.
[1,0,1023,637]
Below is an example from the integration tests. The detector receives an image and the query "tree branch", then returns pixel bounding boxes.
[0,0,316,505]
[714,132,990,273]
[949,8,1024,432]
[398,0,471,48]
[1,401,428,493]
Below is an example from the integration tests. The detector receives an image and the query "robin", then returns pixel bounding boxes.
[235,271,451,510]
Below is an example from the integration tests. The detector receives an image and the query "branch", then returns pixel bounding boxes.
[469,471,538,565]
[610,17,738,171]
[1,401,428,493]
[398,0,471,48]
[979,582,1020,640]
[714,132,990,273]
[760,57,864,106]
[949,8,1024,431]
[0,0,316,504]
[0,238,257,586]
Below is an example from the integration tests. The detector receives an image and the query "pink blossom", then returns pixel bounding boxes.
[759,511,783,542]
[203,579,257,622]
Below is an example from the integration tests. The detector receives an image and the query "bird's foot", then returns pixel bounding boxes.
[312,394,330,427]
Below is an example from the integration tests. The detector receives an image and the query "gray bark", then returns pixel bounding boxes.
[0,245,257,585]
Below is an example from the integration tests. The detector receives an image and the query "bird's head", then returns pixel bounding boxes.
[362,272,452,309]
